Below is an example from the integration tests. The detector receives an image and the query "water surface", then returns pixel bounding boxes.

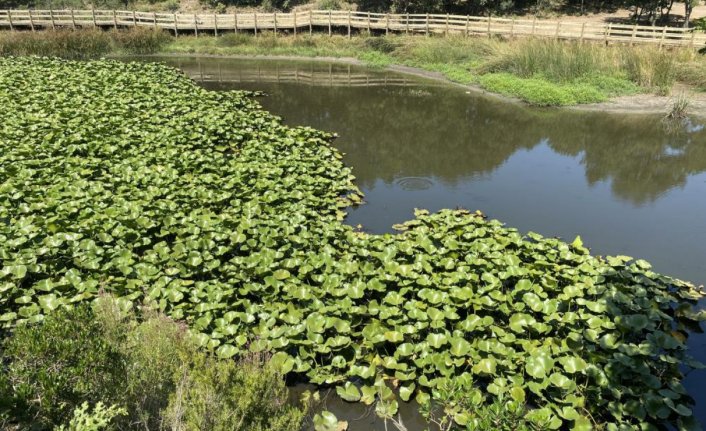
[154,56,706,428]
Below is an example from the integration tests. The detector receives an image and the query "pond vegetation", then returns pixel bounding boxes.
[0,57,705,430]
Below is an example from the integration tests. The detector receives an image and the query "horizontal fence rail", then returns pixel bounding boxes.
[0,9,704,48]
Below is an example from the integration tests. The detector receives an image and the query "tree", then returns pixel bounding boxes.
[684,0,700,27]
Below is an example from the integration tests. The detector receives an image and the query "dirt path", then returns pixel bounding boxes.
[538,2,706,24]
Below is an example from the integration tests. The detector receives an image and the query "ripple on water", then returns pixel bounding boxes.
[395,176,434,191]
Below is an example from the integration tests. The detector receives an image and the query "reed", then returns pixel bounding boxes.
[0,28,170,59]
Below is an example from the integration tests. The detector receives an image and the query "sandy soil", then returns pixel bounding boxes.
[541,2,706,24]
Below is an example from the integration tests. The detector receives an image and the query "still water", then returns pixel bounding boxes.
[155,56,706,428]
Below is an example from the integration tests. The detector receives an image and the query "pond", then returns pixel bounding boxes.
[152,56,706,429]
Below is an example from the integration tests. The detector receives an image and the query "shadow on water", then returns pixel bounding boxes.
[142,56,706,430]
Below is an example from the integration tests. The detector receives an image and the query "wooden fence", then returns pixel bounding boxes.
[0,9,705,48]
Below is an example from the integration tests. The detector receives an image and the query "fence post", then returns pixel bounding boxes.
[328,10,332,36]
[690,30,696,48]
[465,15,470,36]
[194,13,198,37]
[294,10,297,36]
[274,12,278,36]
[531,16,536,36]
[630,24,637,45]
[29,9,35,31]
[7,10,13,31]
[71,9,76,30]
[605,23,611,44]
[91,7,96,27]
[173,13,178,36]
[254,12,258,36]
[348,10,351,38]
[510,18,515,37]
[406,13,409,34]
[554,21,560,39]
[132,10,136,27]
[309,10,312,35]
[113,10,118,30]
[580,22,586,42]
[50,9,56,31]
[487,15,491,37]
[368,12,371,35]
[659,26,666,48]
[446,13,449,35]
[153,11,157,29]
[234,12,238,33]
[386,13,389,35]
[425,13,429,36]
[214,13,218,36]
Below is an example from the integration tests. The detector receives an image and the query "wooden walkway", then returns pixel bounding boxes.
[1,9,705,49]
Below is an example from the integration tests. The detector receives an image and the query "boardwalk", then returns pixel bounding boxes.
[1,9,705,48]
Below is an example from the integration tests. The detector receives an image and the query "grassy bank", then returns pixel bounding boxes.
[1,28,705,105]
[163,32,706,106]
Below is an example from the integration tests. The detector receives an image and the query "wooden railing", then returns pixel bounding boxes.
[0,9,704,48]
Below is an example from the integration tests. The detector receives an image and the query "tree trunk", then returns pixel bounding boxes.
[684,1,692,27]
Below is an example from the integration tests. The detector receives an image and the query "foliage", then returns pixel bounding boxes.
[0,295,305,430]
[54,402,127,431]
[162,353,305,431]
[1,306,126,428]
[0,28,170,59]
[0,57,704,430]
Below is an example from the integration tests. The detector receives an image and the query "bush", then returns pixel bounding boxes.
[0,296,306,431]
[163,354,305,431]
[1,306,125,429]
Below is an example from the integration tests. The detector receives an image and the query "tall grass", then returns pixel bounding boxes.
[0,28,170,59]
[481,38,684,93]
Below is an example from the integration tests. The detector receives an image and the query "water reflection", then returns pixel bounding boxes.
[170,57,706,206]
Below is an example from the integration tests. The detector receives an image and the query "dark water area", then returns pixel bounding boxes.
[149,56,706,429]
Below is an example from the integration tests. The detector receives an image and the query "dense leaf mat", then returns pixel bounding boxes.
[1,57,704,430]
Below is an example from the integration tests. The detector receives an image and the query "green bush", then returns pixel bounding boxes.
[0,296,306,431]
[163,354,305,431]
[1,306,126,429]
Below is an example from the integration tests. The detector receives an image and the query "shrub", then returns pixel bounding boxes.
[163,354,304,431]
[1,306,125,429]
[0,296,306,431]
